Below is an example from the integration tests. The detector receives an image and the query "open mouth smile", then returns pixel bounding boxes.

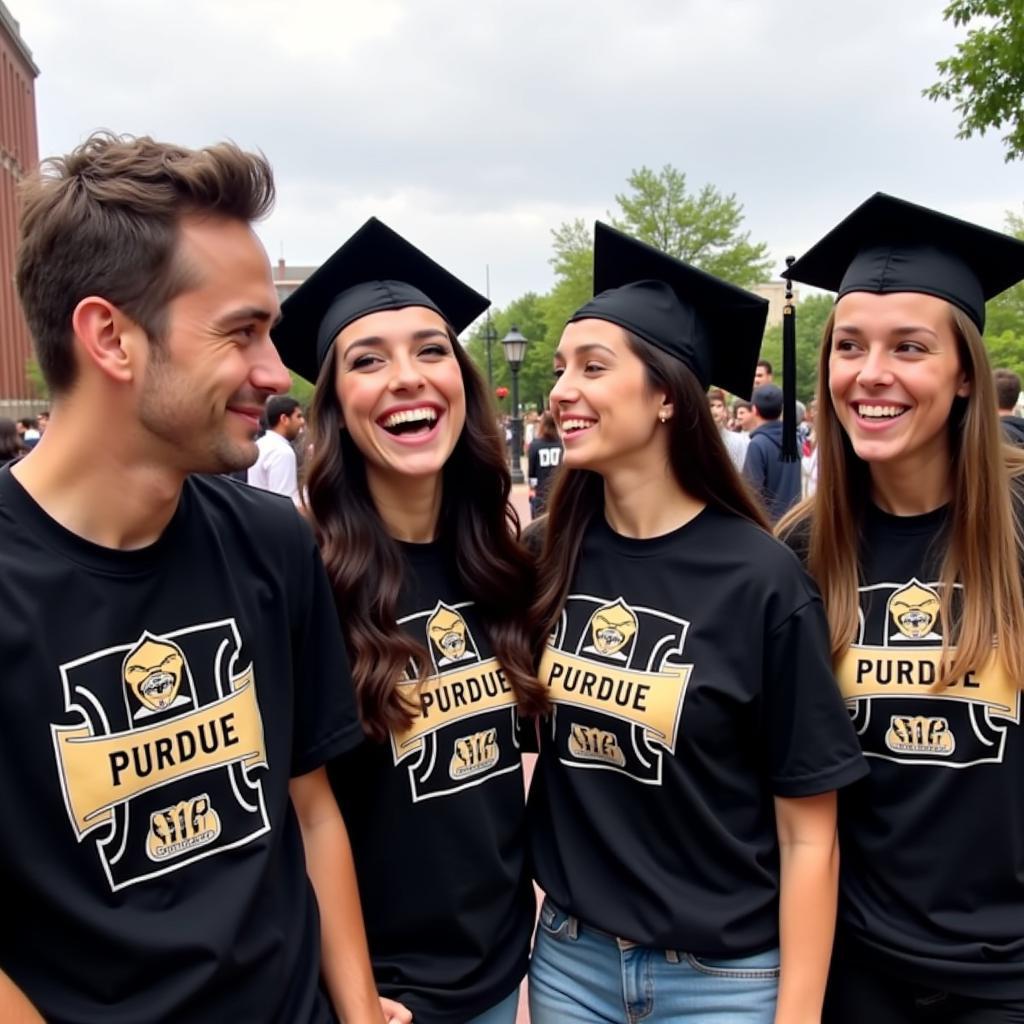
[852,402,910,425]
[560,416,597,437]
[376,405,443,443]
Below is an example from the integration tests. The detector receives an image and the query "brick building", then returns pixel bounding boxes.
[0,1,38,406]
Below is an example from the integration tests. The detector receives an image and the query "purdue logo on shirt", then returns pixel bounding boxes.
[837,578,1020,767]
[540,595,693,784]
[391,601,521,801]
[51,621,270,891]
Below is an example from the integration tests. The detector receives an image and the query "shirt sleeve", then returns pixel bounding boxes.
[528,444,539,487]
[761,597,868,797]
[289,520,365,776]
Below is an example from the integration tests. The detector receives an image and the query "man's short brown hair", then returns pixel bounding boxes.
[994,369,1022,412]
[15,132,275,395]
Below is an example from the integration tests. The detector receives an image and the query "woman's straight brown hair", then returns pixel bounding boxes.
[778,304,1024,689]
[530,331,769,648]
[304,328,549,742]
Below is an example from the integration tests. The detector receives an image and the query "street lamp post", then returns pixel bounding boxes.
[501,325,528,485]
[484,314,495,391]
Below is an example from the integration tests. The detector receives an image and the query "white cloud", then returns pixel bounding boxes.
[15,0,1023,306]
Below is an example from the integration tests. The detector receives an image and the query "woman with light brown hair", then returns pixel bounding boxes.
[272,218,548,1024]
[779,193,1024,1023]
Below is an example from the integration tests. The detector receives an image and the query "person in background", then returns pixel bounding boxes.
[743,383,802,522]
[0,418,24,467]
[248,393,305,504]
[527,411,563,518]
[19,415,39,449]
[734,398,754,432]
[709,386,749,470]
[754,358,774,389]
[994,368,1024,445]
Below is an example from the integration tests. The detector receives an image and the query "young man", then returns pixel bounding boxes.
[742,383,801,522]
[733,399,754,432]
[248,394,305,504]
[753,358,773,389]
[0,134,393,1024]
[994,368,1024,445]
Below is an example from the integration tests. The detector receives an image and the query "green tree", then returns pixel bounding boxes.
[288,371,315,408]
[983,329,1024,379]
[464,293,554,412]
[758,292,835,403]
[924,0,1024,162]
[24,357,49,400]
[985,209,1024,339]
[612,166,773,287]
[541,218,593,340]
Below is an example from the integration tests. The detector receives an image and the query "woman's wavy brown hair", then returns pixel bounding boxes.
[305,327,549,741]
[778,304,1024,689]
[530,331,769,646]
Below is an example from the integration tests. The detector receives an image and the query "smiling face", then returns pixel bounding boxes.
[827,291,970,472]
[136,215,289,474]
[333,306,466,487]
[549,319,670,475]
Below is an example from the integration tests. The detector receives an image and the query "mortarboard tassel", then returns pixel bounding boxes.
[781,256,798,462]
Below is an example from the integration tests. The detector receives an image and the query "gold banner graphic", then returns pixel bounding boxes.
[837,646,1019,720]
[53,671,267,836]
[393,658,515,750]
[540,647,690,749]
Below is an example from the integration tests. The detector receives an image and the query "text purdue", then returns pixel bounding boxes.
[854,658,979,689]
[419,669,511,719]
[108,713,239,786]
[546,662,650,712]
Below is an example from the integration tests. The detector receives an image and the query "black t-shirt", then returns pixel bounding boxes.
[527,439,563,505]
[0,469,363,1024]
[328,541,532,1024]
[823,504,1024,997]
[529,508,866,954]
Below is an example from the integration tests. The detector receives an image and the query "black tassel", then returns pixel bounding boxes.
[781,256,798,462]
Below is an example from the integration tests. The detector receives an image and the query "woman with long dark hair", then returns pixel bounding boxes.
[272,219,548,1024]
[779,194,1024,1023]
[526,223,866,1024]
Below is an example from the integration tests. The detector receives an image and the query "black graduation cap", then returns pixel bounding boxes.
[272,217,490,383]
[785,193,1024,331]
[570,222,769,397]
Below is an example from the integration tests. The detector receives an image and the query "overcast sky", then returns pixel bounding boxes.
[15,0,1023,313]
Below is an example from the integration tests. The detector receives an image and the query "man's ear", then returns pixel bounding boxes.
[71,297,144,384]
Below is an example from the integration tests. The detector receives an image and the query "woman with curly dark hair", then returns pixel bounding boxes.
[273,218,548,1024]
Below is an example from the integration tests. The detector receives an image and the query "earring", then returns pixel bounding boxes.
[659,412,668,423]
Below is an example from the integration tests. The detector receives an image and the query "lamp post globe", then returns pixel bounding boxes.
[500,326,529,484]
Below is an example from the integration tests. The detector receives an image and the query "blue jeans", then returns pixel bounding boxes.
[529,898,779,1024]
[465,985,520,1024]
